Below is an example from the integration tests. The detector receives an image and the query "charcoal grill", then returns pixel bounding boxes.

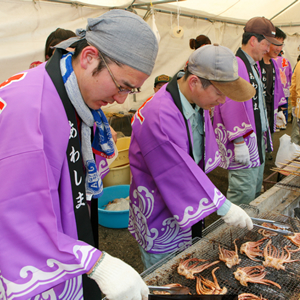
[141,205,300,299]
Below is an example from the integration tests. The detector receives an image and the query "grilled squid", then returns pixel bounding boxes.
[286,232,300,248]
[219,239,241,268]
[196,267,227,295]
[177,258,219,280]
[240,237,268,261]
[263,239,299,270]
[258,223,278,237]
[233,265,281,289]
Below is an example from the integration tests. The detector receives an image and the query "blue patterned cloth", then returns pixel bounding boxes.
[60,53,115,198]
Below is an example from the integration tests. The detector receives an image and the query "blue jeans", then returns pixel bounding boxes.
[281,99,288,123]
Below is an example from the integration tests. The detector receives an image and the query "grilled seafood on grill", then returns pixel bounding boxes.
[196,267,227,295]
[240,237,268,261]
[219,239,241,268]
[257,223,278,237]
[233,265,281,289]
[177,258,220,280]
[263,239,299,270]
[238,293,267,300]
[286,232,300,247]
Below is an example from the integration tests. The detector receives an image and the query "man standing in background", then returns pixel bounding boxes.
[213,17,281,205]
[258,26,286,160]
[145,74,172,102]
[274,29,292,125]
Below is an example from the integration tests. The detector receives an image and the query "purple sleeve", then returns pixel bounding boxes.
[0,151,101,299]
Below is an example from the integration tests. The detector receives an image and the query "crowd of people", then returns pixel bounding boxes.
[0,9,298,300]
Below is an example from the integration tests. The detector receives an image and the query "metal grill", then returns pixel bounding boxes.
[142,205,300,299]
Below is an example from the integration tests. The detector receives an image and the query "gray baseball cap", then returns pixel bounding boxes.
[56,10,158,76]
[188,44,255,102]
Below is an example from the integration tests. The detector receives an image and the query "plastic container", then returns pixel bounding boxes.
[98,185,130,228]
[110,137,131,168]
[102,164,131,187]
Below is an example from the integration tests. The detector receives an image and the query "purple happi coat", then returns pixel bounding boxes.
[0,64,101,299]
[257,59,286,133]
[274,56,292,98]
[213,56,273,170]
[129,81,226,254]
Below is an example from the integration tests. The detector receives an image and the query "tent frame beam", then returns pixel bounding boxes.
[270,0,298,21]
[35,0,300,27]
[136,6,300,27]
[130,0,185,8]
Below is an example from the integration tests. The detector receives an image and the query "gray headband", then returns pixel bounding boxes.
[56,10,158,76]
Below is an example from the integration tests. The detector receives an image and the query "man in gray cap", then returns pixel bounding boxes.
[129,44,255,270]
[213,17,280,206]
[0,10,157,300]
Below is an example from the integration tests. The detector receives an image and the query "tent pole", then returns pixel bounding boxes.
[270,0,298,21]
[131,0,185,7]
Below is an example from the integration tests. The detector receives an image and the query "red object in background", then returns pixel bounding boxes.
[29,61,43,69]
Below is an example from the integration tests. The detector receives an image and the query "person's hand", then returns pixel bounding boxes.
[234,142,250,165]
[109,125,117,144]
[221,203,253,230]
[88,252,149,300]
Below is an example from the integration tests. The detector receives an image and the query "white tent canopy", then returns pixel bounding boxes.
[1,0,300,112]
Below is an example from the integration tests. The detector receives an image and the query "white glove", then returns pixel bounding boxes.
[276,111,286,128]
[88,252,149,300]
[292,106,296,117]
[234,142,250,165]
[221,203,253,230]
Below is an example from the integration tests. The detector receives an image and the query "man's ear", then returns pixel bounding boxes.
[80,46,99,69]
[189,75,200,91]
[249,35,258,47]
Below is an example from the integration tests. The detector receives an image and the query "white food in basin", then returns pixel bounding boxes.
[105,196,130,211]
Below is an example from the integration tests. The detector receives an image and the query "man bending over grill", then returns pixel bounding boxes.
[129,44,255,270]
[0,10,158,300]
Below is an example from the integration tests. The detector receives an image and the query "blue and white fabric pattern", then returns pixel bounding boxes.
[60,52,114,198]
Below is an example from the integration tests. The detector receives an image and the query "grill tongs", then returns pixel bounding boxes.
[148,285,190,295]
[251,217,294,236]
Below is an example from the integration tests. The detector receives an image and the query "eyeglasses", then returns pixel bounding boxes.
[98,51,141,95]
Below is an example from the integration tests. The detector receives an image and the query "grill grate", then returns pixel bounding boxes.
[142,205,300,299]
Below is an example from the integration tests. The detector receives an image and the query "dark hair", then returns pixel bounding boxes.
[189,35,211,50]
[71,39,123,76]
[183,68,212,89]
[275,27,286,40]
[45,28,76,60]
[242,32,265,45]
[297,55,300,62]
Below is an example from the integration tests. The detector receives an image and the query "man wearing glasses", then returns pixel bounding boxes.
[129,44,255,270]
[0,10,157,300]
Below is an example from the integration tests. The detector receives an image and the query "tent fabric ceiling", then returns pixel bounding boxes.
[31,0,300,26]
[161,0,299,26]
[1,0,300,113]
